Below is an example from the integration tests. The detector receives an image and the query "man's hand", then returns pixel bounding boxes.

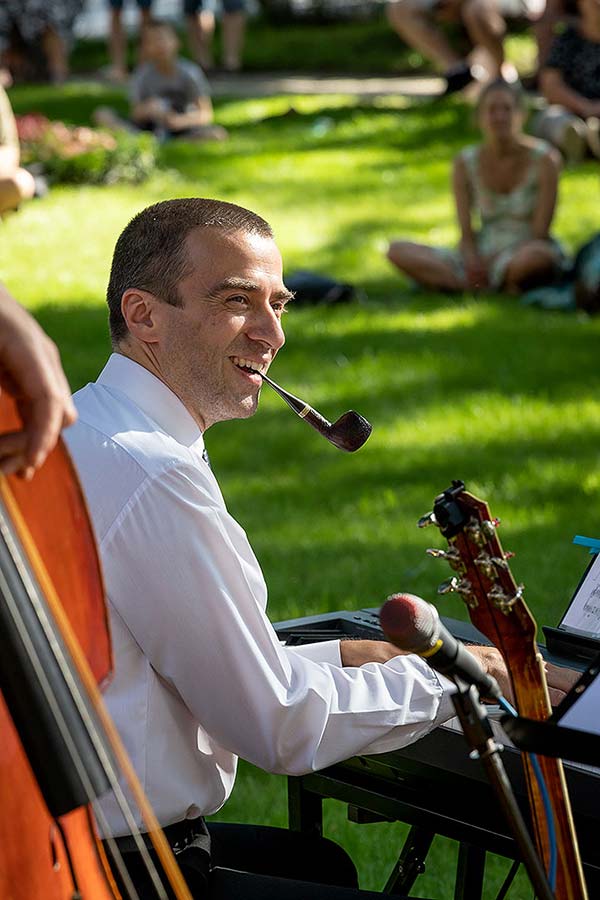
[465,646,581,707]
[0,285,76,478]
[463,645,513,701]
[544,662,581,707]
[340,639,409,667]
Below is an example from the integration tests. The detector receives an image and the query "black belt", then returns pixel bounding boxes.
[111,816,210,858]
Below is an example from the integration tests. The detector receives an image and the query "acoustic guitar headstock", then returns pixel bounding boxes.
[418,479,538,667]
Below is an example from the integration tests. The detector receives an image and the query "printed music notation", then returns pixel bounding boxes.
[562,553,600,637]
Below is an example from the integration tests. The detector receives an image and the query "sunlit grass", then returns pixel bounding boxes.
[2,83,600,895]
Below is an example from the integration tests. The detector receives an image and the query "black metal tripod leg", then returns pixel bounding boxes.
[382,825,435,896]
[287,775,324,837]
[455,843,486,900]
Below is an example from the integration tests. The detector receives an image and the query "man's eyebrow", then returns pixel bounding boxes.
[207,277,295,303]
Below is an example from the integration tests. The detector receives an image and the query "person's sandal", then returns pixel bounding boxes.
[442,63,474,96]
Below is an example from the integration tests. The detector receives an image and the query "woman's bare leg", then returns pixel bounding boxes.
[387,240,465,290]
[0,169,35,215]
[503,240,560,293]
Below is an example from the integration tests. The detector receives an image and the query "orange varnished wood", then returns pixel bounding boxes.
[0,393,118,899]
[0,392,194,900]
[442,487,587,900]
[0,394,111,684]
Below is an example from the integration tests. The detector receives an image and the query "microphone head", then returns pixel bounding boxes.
[380,592,440,653]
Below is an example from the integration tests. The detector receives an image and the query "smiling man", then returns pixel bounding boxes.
[64,198,537,899]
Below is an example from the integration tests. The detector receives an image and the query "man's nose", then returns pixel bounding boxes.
[248,305,286,350]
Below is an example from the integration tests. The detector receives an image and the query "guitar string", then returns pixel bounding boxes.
[0,501,171,900]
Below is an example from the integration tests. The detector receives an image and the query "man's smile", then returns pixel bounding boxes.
[230,355,269,382]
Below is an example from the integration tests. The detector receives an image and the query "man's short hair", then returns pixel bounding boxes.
[107,198,274,345]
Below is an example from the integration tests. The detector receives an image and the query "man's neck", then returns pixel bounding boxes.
[114,344,207,432]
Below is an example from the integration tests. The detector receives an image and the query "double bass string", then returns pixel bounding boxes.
[0,482,188,900]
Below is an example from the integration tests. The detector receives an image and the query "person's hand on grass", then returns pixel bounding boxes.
[0,284,76,478]
[462,247,488,291]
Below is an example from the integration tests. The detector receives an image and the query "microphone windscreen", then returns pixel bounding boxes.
[380,593,438,652]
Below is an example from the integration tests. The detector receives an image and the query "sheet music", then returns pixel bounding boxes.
[561,552,600,637]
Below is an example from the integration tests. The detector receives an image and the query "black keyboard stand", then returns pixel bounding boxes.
[277,610,598,899]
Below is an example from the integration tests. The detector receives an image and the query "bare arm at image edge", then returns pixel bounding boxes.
[0,283,77,476]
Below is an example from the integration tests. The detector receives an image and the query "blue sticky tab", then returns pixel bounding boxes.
[573,535,600,554]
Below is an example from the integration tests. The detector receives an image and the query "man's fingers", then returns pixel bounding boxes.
[545,662,581,704]
[0,430,29,477]
[24,394,69,470]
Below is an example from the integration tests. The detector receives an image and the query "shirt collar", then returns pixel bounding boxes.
[97,353,205,451]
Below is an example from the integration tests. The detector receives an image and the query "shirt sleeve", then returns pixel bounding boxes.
[129,65,150,105]
[102,464,455,776]
[285,641,342,666]
[179,60,211,102]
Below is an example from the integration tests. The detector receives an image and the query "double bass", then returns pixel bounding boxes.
[0,391,193,899]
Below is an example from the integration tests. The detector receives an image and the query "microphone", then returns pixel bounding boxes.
[380,593,501,701]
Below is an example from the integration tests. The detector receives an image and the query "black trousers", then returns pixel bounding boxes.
[106,820,410,899]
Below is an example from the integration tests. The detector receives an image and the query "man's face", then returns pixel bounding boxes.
[155,228,291,431]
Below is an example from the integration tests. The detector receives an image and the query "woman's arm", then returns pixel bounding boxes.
[531,148,560,239]
[453,154,475,250]
[540,68,600,119]
[453,153,487,288]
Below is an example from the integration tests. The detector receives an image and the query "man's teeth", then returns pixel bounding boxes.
[231,357,267,374]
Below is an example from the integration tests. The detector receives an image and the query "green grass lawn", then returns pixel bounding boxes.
[2,80,600,897]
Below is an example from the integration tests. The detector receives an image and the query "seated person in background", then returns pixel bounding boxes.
[533,0,600,163]
[387,79,564,294]
[95,18,227,141]
[386,0,542,94]
[0,80,35,217]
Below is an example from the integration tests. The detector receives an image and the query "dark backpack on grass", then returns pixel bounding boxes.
[285,270,357,306]
[574,234,600,314]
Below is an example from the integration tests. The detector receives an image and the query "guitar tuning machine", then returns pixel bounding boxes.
[474,552,510,578]
[426,547,464,572]
[465,518,498,547]
[437,576,477,607]
[437,576,459,595]
[417,512,438,529]
[489,583,524,613]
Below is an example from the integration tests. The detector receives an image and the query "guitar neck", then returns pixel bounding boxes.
[424,481,588,900]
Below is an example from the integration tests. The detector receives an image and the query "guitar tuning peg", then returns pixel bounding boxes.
[426,548,448,559]
[481,520,497,538]
[426,547,463,568]
[438,576,459,595]
[417,512,438,528]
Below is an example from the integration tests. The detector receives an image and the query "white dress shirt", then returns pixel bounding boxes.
[66,354,455,837]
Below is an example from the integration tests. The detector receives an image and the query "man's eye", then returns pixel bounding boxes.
[272,302,288,315]
[227,295,249,306]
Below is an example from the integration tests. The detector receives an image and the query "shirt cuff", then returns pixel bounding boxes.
[384,653,457,725]
[285,640,342,667]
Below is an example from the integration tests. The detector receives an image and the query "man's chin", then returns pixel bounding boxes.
[235,395,259,419]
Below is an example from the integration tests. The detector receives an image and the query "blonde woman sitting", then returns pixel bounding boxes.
[387,80,564,294]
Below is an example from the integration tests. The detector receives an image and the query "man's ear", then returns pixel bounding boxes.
[121,289,161,344]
